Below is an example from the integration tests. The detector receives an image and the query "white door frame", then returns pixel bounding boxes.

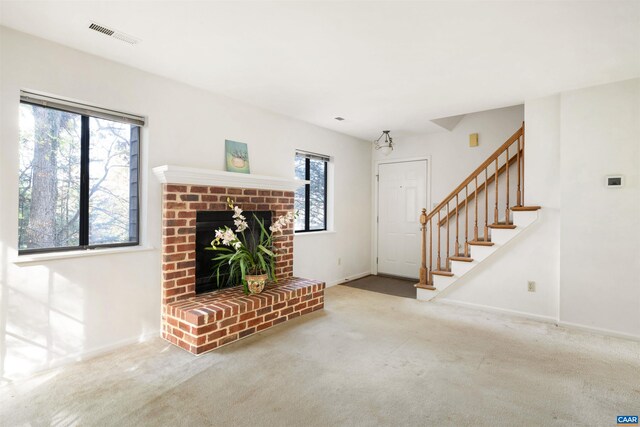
[372,156,432,276]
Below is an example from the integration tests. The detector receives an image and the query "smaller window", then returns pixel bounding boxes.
[294,151,329,232]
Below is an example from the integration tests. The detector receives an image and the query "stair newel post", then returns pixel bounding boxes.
[517,132,522,207]
[521,122,525,206]
[437,209,442,271]
[494,158,499,224]
[418,208,429,287]
[505,146,510,224]
[474,175,479,241]
[416,210,436,291]
[464,184,469,257]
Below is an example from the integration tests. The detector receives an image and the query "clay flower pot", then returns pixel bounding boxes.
[245,274,268,294]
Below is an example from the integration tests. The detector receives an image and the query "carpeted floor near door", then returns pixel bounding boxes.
[1,285,638,426]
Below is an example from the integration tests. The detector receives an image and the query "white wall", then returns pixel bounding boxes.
[374,102,559,320]
[441,96,561,320]
[439,79,640,340]
[370,105,524,275]
[559,79,640,337]
[373,105,525,207]
[0,27,371,379]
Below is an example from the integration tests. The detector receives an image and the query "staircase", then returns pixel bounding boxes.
[415,123,540,301]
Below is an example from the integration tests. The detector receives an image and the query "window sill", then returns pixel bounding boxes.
[13,245,155,265]
[294,230,336,237]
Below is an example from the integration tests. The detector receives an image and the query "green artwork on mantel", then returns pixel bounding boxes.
[225,140,250,174]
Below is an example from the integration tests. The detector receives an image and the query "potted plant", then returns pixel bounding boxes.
[207,198,295,294]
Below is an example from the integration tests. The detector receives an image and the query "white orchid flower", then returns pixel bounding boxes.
[232,206,244,219]
[234,218,248,232]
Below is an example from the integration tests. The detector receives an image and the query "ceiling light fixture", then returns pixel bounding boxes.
[374,130,394,156]
[334,117,345,121]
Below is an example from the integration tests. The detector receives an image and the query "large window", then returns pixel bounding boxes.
[18,91,144,254]
[294,151,329,232]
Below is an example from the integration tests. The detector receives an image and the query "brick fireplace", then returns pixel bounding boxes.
[161,184,295,304]
[155,166,325,354]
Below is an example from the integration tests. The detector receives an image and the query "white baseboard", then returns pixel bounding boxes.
[5,330,160,381]
[557,320,640,342]
[326,271,371,287]
[437,298,558,324]
[438,298,640,342]
[74,330,160,361]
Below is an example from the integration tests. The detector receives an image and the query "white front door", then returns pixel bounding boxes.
[377,160,428,279]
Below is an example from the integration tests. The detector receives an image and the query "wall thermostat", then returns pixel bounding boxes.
[605,175,624,188]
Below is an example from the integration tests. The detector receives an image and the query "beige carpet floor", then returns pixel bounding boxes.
[1,285,639,426]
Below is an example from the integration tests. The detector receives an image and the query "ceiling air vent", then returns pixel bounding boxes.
[89,22,140,45]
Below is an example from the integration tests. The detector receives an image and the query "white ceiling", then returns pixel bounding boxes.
[1,1,639,140]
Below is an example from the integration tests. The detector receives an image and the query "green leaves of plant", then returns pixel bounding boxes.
[208,206,293,290]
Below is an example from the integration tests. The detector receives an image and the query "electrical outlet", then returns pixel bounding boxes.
[527,281,536,292]
[338,257,341,266]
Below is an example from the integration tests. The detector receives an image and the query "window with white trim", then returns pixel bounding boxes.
[294,151,329,232]
[18,91,144,254]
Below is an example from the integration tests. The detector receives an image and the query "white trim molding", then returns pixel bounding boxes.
[153,165,308,191]
[437,298,558,324]
[326,271,371,287]
[439,298,640,342]
[13,245,156,265]
[557,320,640,342]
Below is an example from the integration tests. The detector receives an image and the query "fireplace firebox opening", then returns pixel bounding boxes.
[195,210,272,294]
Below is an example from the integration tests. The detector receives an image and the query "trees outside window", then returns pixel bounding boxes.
[294,152,328,232]
[18,101,140,253]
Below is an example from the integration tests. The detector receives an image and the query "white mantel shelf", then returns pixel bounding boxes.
[153,165,307,192]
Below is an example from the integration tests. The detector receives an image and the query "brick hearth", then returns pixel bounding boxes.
[165,277,325,354]
[160,182,324,355]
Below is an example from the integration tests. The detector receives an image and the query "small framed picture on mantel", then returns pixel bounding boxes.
[225,140,250,174]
